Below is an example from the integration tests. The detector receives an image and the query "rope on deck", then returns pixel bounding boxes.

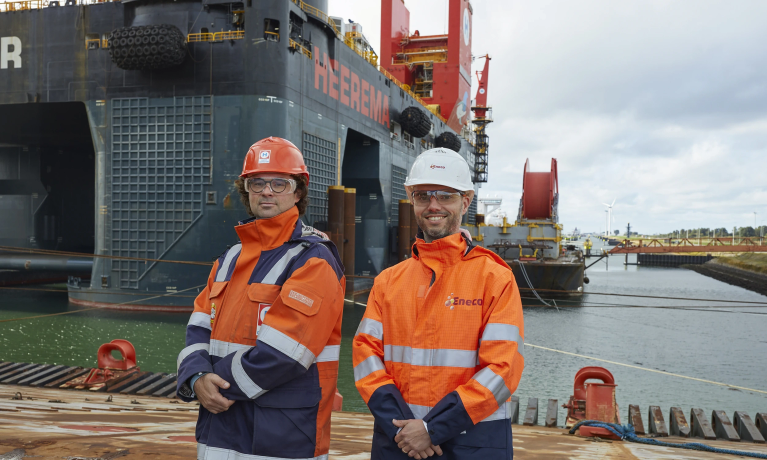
[569,420,767,458]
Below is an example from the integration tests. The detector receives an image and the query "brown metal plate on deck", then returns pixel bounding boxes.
[0,384,766,459]
[59,424,138,433]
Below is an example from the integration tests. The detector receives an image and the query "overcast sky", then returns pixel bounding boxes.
[329,0,767,235]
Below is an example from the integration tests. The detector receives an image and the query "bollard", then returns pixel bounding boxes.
[628,405,645,435]
[734,412,765,443]
[648,406,668,437]
[758,413,767,441]
[712,410,740,441]
[585,383,619,423]
[690,408,716,440]
[523,398,539,426]
[510,396,520,424]
[545,399,558,428]
[398,199,411,262]
[409,202,418,246]
[327,186,345,261]
[343,188,356,295]
[669,407,690,437]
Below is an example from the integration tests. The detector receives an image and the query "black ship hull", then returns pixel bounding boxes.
[0,0,478,309]
[509,260,584,298]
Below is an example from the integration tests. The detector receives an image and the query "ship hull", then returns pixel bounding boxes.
[509,260,584,298]
[0,0,478,309]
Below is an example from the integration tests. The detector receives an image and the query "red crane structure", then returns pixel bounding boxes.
[471,55,492,182]
[380,0,475,133]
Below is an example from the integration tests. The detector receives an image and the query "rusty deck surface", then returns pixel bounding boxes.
[0,385,766,459]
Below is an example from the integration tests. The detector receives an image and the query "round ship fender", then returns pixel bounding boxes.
[399,106,432,138]
[108,24,187,71]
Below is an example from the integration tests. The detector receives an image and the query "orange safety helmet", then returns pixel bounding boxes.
[240,137,310,184]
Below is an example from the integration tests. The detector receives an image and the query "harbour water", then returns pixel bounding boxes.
[1,242,765,423]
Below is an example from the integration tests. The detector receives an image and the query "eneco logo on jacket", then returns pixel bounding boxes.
[257,303,270,334]
[445,294,483,309]
[258,150,271,164]
[1,37,22,70]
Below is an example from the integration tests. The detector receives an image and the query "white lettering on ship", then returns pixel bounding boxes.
[1,37,22,69]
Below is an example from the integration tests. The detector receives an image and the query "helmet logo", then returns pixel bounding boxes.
[430,164,446,169]
[258,150,271,164]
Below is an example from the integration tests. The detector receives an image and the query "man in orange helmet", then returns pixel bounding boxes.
[176,137,345,460]
[353,148,524,459]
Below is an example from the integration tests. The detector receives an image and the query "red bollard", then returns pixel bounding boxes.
[563,366,621,440]
[579,382,621,440]
[83,340,139,386]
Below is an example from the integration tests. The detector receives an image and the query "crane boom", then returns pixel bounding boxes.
[474,54,491,117]
[471,54,492,183]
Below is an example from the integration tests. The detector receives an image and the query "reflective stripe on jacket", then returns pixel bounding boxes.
[177,206,345,460]
[353,232,524,459]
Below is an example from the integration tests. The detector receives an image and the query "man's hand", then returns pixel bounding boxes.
[194,373,235,414]
[393,419,443,458]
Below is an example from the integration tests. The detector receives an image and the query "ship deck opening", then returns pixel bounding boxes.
[0,102,95,283]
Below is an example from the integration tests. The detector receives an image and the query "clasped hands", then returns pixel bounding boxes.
[194,373,234,414]
[392,419,442,458]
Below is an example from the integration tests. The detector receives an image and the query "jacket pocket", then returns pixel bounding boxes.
[209,281,228,299]
[280,284,323,316]
[251,369,321,457]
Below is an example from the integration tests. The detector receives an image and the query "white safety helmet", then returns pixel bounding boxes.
[404,147,474,192]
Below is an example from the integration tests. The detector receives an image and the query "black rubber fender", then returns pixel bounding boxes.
[108,24,186,71]
[434,132,462,152]
[399,106,432,138]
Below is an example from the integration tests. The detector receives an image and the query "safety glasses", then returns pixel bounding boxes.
[411,190,465,205]
[245,177,296,194]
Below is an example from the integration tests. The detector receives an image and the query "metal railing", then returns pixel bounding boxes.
[396,46,448,56]
[291,0,343,39]
[0,0,118,13]
[289,38,312,59]
[187,30,245,43]
[264,31,279,42]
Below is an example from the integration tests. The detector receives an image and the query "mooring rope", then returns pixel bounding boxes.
[343,299,766,393]
[526,343,767,395]
[0,284,205,324]
[568,420,767,458]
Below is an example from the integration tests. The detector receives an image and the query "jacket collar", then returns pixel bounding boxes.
[235,206,300,251]
[411,231,471,271]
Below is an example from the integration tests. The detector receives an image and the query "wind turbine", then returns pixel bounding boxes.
[602,199,615,236]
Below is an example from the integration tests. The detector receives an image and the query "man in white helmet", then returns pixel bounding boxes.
[353,148,525,459]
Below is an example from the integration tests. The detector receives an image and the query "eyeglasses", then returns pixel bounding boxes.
[411,190,465,205]
[245,177,296,194]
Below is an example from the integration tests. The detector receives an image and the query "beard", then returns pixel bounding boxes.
[416,211,463,242]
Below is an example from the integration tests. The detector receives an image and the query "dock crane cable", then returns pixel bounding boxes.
[515,260,559,311]
[0,245,213,267]
[0,286,197,298]
[0,284,206,324]
[568,420,767,459]
[1,245,765,303]
[519,296,767,314]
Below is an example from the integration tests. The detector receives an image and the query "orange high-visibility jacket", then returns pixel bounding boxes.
[353,232,524,458]
[176,207,345,460]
